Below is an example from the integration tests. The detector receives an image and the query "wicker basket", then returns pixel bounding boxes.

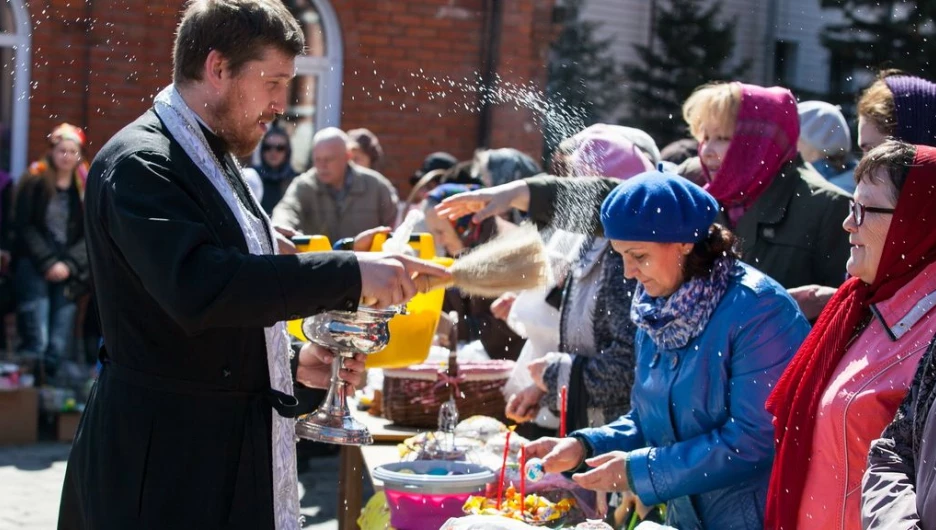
[382,360,514,428]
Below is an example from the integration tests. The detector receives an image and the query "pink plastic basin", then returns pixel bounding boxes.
[374,461,495,530]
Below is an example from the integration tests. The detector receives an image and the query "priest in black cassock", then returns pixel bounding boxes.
[56,2,450,529]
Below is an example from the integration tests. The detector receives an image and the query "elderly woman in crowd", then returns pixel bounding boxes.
[857,71,936,152]
[439,169,809,529]
[682,83,850,317]
[14,123,90,381]
[860,150,936,530]
[765,140,936,530]
[504,131,652,434]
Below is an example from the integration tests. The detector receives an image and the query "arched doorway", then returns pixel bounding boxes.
[282,0,343,172]
[0,0,31,179]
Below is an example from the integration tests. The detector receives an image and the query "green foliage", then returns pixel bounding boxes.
[820,0,936,83]
[622,0,750,146]
[544,0,624,153]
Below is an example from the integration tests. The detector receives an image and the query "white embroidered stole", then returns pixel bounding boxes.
[153,85,300,530]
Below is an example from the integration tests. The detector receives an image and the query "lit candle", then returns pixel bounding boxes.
[519,445,527,518]
[560,385,568,438]
[496,428,512,510]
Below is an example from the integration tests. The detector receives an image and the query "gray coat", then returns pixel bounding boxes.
[863,336,936,530]
[271,163,398,241]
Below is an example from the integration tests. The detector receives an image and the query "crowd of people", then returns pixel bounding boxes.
[1,2,935,528]
[433,71,936,530]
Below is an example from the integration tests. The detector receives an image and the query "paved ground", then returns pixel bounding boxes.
[0,443,344,529]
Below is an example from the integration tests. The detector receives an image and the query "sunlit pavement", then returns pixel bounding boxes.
[0,443,342,529]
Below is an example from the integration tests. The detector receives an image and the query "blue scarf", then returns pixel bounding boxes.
[630,258,734,349]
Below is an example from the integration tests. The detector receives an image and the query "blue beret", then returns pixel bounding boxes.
[600,168,719,243]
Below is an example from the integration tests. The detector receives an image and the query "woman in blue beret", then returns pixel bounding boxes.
[438,169,810,529]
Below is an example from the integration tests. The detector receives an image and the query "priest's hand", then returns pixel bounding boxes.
[490,292,517,321]
[527,358,549,392]
[357,253,451,308]
[295,343,366,390]
[572,451,631,492]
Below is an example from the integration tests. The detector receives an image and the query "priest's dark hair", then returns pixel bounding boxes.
[173,0,305,85]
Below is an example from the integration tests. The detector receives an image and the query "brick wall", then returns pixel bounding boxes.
[27,0,185,165]
[333,0,556,187]
[25,0,555,189]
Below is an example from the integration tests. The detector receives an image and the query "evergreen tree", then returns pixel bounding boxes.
[622,0,750,146]
[544,0,623,155]
[820,0,935,88]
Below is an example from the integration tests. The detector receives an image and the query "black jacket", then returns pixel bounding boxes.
[13,169,88,285]
[58,110,362,530]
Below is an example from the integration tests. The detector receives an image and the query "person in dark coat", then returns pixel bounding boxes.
[252,126,297,214]
[57,2,449,530]
[13,123,90,380]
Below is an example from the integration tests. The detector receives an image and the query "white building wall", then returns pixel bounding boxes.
[774,0,848,94]
[581,0,652,71]
[579,0,848,121]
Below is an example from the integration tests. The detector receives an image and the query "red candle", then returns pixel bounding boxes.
[519,445,527,517]
[496,429,512,510]
[560,385,568,437]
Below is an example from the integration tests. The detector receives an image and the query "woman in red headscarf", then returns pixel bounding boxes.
[13,123,90,381]
[766,141,936,530]
[681,82,852,319]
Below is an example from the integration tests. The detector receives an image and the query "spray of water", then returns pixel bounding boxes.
[351,67,614,268]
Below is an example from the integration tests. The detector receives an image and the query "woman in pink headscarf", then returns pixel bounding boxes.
[681,82,852,319]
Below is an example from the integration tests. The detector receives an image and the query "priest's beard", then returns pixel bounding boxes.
[210,83,267,159]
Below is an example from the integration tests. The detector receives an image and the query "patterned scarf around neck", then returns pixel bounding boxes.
[152,85,301,530]
[630,258,734,350]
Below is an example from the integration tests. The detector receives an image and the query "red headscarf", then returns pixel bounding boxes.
[765,144,936,529]
[702,83,800,226]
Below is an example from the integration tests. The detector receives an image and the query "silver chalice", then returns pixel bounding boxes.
[295,306,402,445]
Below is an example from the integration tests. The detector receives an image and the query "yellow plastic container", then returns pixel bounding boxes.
[367,233,450,369]
[292,235,332,253]
[370,232,437,260]
[286,235,334,341]
[369,255,452,368]
[285,233,450,369]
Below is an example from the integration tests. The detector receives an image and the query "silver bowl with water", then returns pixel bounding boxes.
[295,306,402,446]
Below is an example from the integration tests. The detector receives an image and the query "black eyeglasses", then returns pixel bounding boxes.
[262,144,287,152]
[849,199,895,226]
